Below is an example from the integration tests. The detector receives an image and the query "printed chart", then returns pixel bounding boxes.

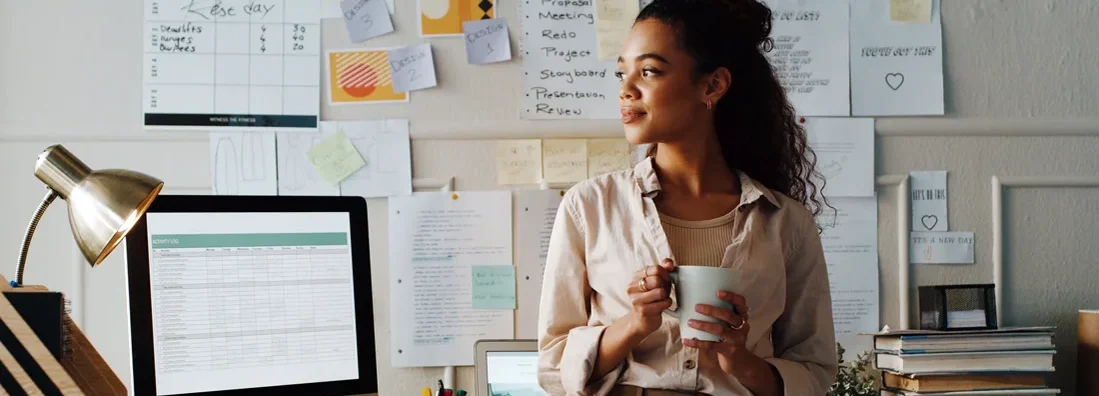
[144,0,321,130]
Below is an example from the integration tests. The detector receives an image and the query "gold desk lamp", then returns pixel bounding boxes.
[2,144,163,395]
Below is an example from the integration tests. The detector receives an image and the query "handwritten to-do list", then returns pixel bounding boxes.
[144,0,321,130]
[520,0,619,119]
[763,0,849,116]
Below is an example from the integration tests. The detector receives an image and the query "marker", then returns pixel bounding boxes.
[421,388,432,396]
[456,390,467,396]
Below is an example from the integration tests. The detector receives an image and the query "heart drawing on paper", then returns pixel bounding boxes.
[886,73,905,90]
[921,214,938,230]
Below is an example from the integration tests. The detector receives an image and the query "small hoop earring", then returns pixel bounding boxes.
[705,100,713,110]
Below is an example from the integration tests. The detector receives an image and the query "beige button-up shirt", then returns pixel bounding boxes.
[537,157,838,396]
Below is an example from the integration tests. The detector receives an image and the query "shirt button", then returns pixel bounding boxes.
[684,360,696,370]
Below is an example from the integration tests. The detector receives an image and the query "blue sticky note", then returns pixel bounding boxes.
[471,265,516,310]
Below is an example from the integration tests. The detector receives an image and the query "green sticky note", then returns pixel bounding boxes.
[471,265,516,310]
[306,130,366,185]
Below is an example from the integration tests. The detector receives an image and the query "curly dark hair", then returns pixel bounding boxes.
[637,0,832,223]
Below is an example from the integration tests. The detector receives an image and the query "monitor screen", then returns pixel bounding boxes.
[486,351,547,396]
[144,212,359,395]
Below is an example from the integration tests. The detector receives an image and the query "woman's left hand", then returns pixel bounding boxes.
[683,290,751,375]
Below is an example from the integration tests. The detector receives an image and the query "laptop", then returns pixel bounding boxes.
[475,340,549,396]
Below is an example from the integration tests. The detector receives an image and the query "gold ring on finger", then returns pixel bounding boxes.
[638,278,648,292]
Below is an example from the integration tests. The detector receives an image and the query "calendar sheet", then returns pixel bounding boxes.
[144,0,321,131]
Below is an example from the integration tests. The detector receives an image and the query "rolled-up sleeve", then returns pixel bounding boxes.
[537,195,623,396]
[765,213,838,395]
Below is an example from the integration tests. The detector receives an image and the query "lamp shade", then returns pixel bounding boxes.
[34,145,164,266]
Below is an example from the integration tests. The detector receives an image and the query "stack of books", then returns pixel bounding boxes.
[872,327,1060,395]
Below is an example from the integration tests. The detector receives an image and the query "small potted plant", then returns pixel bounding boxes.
[828,343,877,396]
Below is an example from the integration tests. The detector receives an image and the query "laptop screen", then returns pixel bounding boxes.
[486,351,547,396]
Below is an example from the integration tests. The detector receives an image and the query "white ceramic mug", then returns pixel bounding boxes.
[667,267,741,342]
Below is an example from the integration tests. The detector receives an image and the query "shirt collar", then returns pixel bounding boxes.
[632,156,783,209]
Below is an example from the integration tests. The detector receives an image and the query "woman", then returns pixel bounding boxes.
[536,0,838,395]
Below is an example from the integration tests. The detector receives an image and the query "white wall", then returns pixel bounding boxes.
[2,0,1098,394]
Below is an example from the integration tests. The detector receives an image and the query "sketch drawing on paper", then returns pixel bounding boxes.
[335,119,413,198]
[210,132,277,196]
[281,135,327,192]
[885,72,905,90]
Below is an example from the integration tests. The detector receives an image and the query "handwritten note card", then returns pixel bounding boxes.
[144,0,321,131]
[910,170,948,231]
[498,140,543,185]
[851,0,944,116]
[543,139,588,183]
[326,119,413,198]
[307,130,366,185]
[388,44,438,93]
[520,0,619,119]
[805,118,875,197]
[587,138,632,177]
[341,0,394,42]
[763,0,850,116]
[472,265,517,309]
[276,133,341,196]
[911,231,974,264]
[594,0,639,60]
[890,0,932,23]
[463,18,511,64]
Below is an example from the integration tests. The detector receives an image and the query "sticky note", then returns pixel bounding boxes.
[341,0,394,43]
[388,44,438,93]
[595,0,639,60]
[890,0,932,23]
[587,138,631,177]
[497,140,542,185]
[306,130,366,185]
[543,139,588,183]
[910,231,974,264]
[472,265,516,309]
[463,18,512,64]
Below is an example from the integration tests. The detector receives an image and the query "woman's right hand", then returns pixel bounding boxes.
[626,258,677,338]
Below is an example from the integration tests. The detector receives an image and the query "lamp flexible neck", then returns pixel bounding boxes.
[14,189,59,286]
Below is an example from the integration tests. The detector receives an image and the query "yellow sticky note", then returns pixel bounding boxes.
[543,139,588,183]
[587,139,631,177]
[890,0,932,23]
[497,140,543,185]
[306,130,366,185]
[595,0,639,60]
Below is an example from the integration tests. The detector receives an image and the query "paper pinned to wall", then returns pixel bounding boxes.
[463,18,512,64]
[594,0,639,60]
[277,133,342,196]
[210,132,278,195]
[910,170,948,231]
[420,0,496,36]
[472,265,517,309]
[516,189,564,339]
[587,138,632,177]
[326,48,409,105]
[497,140,543,185]
[851,0,944,116]
[911,231,974,264]
[307,130,367,185]
[817,197,879,361]
[388,44,438,93]
[389,191,514,367]
[323,120,412,198]
[890,0,932,23]
[340,0,395,43]
[805,118,875,197]
[762,0,850,116]
[519,0,619,119]
[543,139,589,183]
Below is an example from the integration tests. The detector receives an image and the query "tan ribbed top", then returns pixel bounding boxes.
[659,208,738,268]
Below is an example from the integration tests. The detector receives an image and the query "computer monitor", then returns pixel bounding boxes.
[475,340,548,396]
[125,195,376,396]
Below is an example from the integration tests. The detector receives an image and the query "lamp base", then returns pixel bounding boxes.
[1,274,127,395]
